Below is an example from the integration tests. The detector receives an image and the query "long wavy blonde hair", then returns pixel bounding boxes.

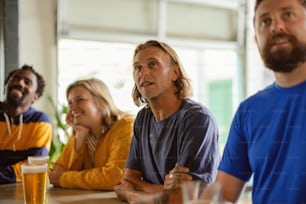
[131,40,192,107]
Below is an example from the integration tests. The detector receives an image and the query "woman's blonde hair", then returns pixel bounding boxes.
[132,40,192,107]
[66,78,126,132]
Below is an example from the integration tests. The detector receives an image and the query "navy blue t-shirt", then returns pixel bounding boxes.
[126,98,220,184]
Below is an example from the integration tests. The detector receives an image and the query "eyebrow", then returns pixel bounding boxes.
[257,6,293,20]
[134,57,158,65]
[20,74,34,83]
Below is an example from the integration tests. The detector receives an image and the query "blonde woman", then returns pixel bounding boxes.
[49,78,134,190]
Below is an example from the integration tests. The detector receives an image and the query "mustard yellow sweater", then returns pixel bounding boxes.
[55,116,134,190]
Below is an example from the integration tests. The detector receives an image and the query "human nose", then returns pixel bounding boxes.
[138,66,150,77]
[65,110,73,124]
[270,17,285,33]
[68,102,77,113]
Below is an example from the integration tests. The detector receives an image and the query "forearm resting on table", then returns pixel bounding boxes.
[121,169,163,192]
[128,188,183,204]
[115,184,182,204]
[124,177,164,193]
[115,170,163,202]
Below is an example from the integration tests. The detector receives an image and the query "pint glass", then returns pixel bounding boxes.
[21,163,48,204]
[28,156,50,165]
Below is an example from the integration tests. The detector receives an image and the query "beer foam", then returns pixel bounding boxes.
[21,164,48,174]
[28,156,50,164]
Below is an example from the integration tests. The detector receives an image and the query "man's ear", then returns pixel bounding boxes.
[32,93,40,103]
[172,65,180,81]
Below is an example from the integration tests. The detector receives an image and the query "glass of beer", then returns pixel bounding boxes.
[182,181,221,204]
[28,156,50,165]
[21,163,48,204]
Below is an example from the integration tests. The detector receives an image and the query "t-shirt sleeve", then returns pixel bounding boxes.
[125,114,142,171]
[177,110,220,183]
[218,104,252,182]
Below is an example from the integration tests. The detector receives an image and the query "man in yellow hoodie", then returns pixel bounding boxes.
[0,64,52,184]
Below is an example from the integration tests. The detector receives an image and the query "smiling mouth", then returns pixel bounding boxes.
[141,82,153,87]
[273,39,289,45]
[72,113,81,117]
[270,39,292,51]
[9,89,23,97]
[270,34,293,47]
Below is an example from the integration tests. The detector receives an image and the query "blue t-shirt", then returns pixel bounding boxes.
[126,98,220,184]
[219,81,306,203]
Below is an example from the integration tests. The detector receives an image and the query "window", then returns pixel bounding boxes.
[57,0,244,151]
[58,39,240,151]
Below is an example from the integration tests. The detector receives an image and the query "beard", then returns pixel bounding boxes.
[6,86,26,107]
[261,33,306,73]
[7,94,25,106]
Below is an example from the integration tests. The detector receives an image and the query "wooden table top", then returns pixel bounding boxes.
[0,183,126,204]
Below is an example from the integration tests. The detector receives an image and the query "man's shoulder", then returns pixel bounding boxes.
[180,98,211,115]
[136,106,152,117]
[240,82,275,106]
[181,98,203,108]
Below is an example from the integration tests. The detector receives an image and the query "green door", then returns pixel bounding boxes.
[208,80,233,149]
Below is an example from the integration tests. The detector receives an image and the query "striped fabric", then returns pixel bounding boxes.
[0,107,52,183]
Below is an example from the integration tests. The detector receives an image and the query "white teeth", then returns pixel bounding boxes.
[142,82,151,87]
[275,39,288,44]
[73,113,81,117]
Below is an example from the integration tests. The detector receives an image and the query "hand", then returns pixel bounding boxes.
[114,184,128,201]
[115,183,150,204]
[73,125,90,151]
[48,163,66,187]
[65,110,73,126]
[164,163,192,190]
[125,190,149,204]
[114,179,135,201]
[66,110,90,151]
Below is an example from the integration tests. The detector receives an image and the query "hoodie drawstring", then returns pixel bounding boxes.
[4,112,23,151]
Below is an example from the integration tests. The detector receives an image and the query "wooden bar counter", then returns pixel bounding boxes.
[0,183,126,204]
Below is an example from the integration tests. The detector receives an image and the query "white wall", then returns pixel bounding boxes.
[19,0,58,118]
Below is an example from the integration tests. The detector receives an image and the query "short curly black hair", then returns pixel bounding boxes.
[255,0,306,12]
[4,64,46,97]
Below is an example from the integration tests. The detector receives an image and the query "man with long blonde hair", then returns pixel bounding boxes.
[115,40,219,203]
